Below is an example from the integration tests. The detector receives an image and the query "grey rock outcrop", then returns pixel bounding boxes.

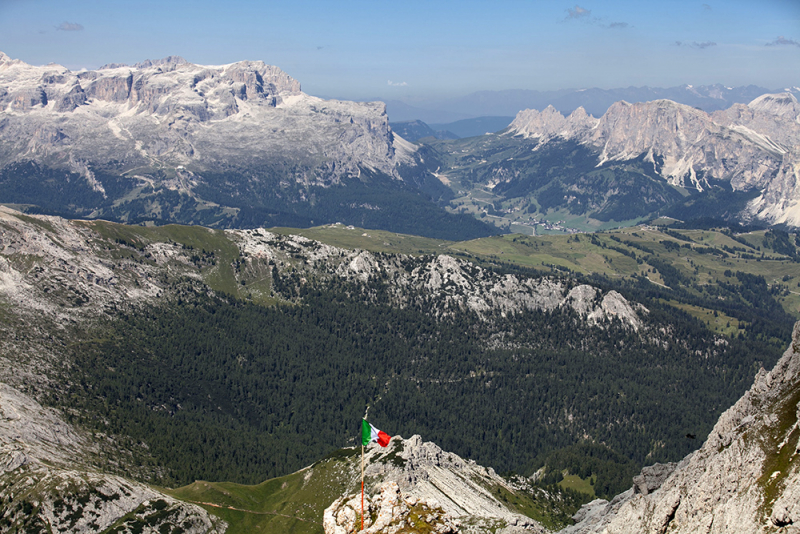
[508,94,800,227]
[326,436,547,533]
[324,480,459,534]
[562,320,800,533]
[231,227,646,329]
[631,462,678,496]
[0,382,226,533]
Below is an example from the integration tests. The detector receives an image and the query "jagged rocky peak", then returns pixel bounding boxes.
[566,105,594,124]
[134,55,189,69]
[509,105,598,140]
[564,320,800,533]
[592,98,714,150]
[507,92,800,226]
[5,52,304,117]
[0,50,16,67]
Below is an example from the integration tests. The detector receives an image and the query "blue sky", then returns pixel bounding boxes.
[1,0,798,100]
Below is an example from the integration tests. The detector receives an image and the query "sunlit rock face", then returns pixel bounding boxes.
[324,437,547,533]
[323,481,459,534]
[0,51,411,190]
[562,320,800,534]
[509,93,800,227]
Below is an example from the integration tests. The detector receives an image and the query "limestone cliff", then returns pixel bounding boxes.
[0,51,413,195]
[508,94,800,227]
[562,320,800,534]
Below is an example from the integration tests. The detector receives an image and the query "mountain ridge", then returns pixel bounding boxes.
[501,92,800,226]
[0,51,501,240]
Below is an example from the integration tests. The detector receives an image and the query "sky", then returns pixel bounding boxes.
[1,0,799,101]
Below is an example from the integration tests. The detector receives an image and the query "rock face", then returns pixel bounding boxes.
[0,382,226,533]
[562,320,800,534]
[0,51,429,231]
[508,94,800,226]
[324,437,547,534]
[324,481,459,534]
[0,51,406,180]
[231,227,647,329]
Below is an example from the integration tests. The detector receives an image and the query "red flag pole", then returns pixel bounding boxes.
[361,443,365,531]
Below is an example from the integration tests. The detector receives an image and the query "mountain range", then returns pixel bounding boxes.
[2,51,800,237]
[415,92,800,231]
[0,51,491,240]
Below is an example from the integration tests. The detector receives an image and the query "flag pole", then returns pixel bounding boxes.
[361,443,365,532]
[361,409,369,532]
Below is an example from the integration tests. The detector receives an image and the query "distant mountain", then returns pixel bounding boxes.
[0,52,495,240]
[507,94,800,226]
[389,119,458,142]
[381,98,473,123]
[429,116,515,138]
[384,84,798,122]
[390,117,516,142]
[418,93,800,228]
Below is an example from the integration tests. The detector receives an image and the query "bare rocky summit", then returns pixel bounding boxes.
[509,94,800,227]
[324,437,548,534]
[562,320,800,534]
[324,480,459,534]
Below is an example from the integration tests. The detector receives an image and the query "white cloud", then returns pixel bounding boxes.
[388,80,408,87]
[675,41,717,49]
[564,6,628,29]
[566,5,591,20]
[56,22,84,31]
[766,36,800,48]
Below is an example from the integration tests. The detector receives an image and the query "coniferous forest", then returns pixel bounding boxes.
[53,266,787,499]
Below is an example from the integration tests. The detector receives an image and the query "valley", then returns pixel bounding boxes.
[1,206,797,532]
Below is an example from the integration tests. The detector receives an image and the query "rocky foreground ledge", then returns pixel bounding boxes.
[324,480,459,534]
[0,383,226,533]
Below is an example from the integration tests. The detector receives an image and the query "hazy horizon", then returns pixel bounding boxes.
[1,0,799,102]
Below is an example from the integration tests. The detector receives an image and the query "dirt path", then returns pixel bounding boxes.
[187,500,322,526]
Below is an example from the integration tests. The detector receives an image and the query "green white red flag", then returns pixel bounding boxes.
[362,419,391,447]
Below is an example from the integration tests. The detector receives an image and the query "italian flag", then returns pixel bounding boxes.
[362,419,391,447]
